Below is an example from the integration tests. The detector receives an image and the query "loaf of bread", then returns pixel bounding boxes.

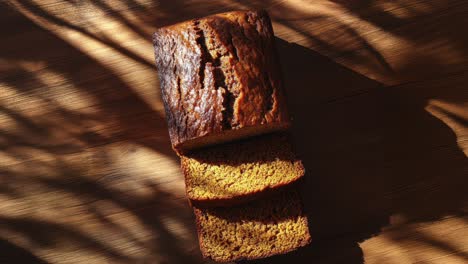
[194,189,311,262]
[181,133,304,206]
[153,10,289,153]
[154,10,309,262]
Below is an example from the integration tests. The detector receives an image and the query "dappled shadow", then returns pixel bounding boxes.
[1,2,174,158]
[0,159,203,263]
[233,0,396,76]
[0,216,133,262]
[0,1,202,263]
[330,0,468,80]
[12,0,153,68]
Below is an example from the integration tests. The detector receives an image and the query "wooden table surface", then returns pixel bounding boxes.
[1,0,467,263]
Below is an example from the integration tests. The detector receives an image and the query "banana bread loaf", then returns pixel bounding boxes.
[181,133,304,206]
[153,10,289,153]
[194,189,311,262]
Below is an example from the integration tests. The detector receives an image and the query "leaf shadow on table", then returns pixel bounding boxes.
[242,38,468,264]
[0,162,204,264]
[0,2,209,264]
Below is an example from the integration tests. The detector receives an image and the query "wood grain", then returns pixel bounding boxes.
[0,0,467,263]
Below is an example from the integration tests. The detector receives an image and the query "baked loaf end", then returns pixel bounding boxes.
[194,189,311,262]
[181,133,305,206]
[153,10,289,153]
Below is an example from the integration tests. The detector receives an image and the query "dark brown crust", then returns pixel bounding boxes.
[192,190,312,262]
[153,10,290,153]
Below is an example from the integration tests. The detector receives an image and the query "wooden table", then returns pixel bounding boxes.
[1,1,467,263]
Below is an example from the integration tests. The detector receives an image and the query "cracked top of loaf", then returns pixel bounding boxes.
[153,10,290,153]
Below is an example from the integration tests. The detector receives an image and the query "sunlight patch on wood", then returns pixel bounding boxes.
[1,69,99,117]
[34,69,100,110]
[0,58,47,72]
[380,0,435,19]
[97,143,185,197]
[0,83,50,114]
[267,0,466,86]
[362,216,468,264]
[426,99,468,156]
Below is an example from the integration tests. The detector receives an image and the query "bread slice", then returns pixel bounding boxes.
[181,133,305,206]
[194,189,311,262]
[153,10,290,154]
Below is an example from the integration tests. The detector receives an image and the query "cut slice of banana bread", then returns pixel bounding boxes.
[181,133,305,206]
[194,189,311,262]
